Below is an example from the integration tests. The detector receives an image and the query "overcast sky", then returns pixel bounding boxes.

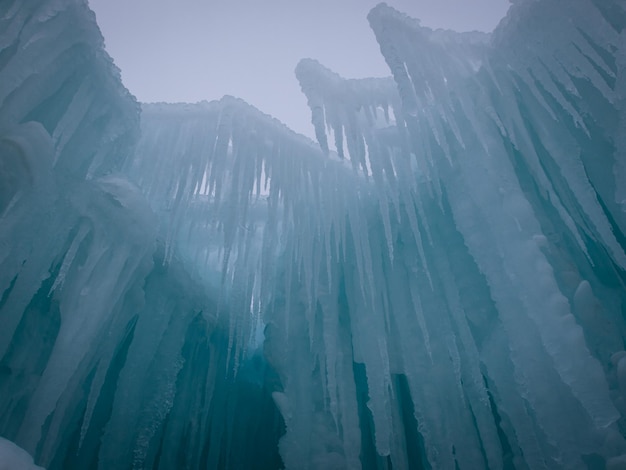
[88,0,510,139]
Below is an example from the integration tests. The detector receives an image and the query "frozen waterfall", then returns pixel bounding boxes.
[1,0,626,469]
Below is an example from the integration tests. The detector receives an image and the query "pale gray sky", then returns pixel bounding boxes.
[88,0,510,138]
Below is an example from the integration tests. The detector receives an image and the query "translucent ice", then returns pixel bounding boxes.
[1,0,626,469]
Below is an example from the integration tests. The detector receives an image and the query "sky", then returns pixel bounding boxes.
[88,0,510,139]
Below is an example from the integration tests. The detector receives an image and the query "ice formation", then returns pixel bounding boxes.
[0,437,43,470]
[1,0,626,469]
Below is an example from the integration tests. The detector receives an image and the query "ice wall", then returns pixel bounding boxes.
[0,0,151,460]
[1,0,626,469]
[0,1,284,469]
[286,1,626,468]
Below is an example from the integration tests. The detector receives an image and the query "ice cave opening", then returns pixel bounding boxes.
[1,0,626,469]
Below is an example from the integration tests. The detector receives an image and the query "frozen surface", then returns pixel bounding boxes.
[1,0,626,469]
